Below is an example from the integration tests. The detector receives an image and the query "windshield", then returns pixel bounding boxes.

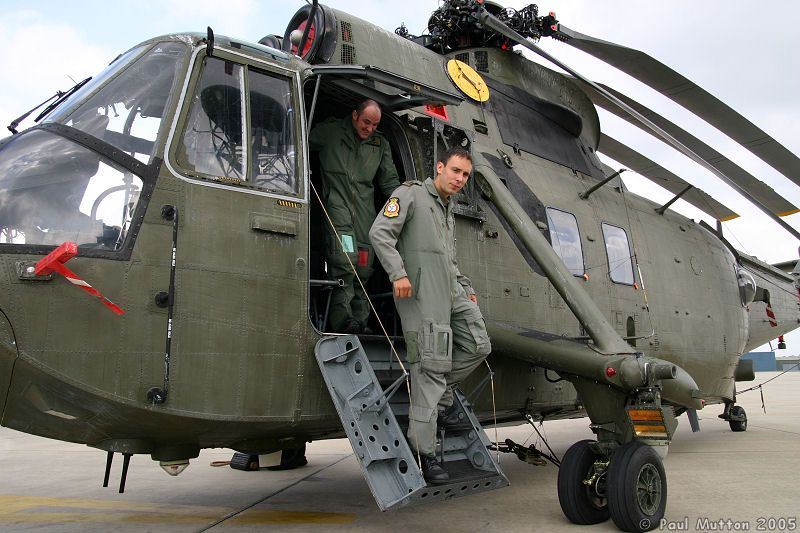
[0,130,143,251]
[47,41,188,164]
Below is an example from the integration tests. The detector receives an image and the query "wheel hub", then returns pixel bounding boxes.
[636,464,662,515]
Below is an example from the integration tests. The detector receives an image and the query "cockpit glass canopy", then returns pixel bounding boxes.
[46,41,188,164]
[0,130,143,250]
[0,40,189,252]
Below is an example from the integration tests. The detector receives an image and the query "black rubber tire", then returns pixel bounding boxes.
[729,405,747,432]
[557,440,610,524]
[607,441,667,532]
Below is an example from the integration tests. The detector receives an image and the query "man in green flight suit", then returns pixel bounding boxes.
[310,99,401,334]
[369,147,491,484]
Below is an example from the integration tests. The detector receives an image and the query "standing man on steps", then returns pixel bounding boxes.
[310,99,401,334]
[369,147,491,484]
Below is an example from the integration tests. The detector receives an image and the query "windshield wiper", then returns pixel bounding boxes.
[7,77,92,134]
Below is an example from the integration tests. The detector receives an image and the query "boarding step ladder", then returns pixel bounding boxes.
[315,335,508,511]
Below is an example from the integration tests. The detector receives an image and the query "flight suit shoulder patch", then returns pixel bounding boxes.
[366,136,382,146]
[401,180,423,187]
[383,197,401,218]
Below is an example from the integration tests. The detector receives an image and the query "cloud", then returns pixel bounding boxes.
[0,9,111,133]
[163,0,258,40]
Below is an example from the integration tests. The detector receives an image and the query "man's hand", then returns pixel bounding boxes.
[469,294,477,304]
[393,277,412,299]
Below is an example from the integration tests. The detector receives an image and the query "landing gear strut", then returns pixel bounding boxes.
[559,440,666,532]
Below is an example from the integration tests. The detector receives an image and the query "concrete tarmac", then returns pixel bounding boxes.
[1,371,798,532]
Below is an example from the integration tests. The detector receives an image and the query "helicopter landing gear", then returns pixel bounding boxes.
[560,440,667,532]
[728,406,748,432]
[557,440,610,524]
[607,441,666,533]
[228,443,308,472]
[719,401,748,432]
[267,443,308,471]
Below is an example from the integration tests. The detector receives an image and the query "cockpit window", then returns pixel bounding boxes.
[175,56,298,194]
[0,130,143,251]
[602,222,635,285]
[546,207,584,276]
[178,56,246,180]
[47,41,188,164]
[249,66,296,193]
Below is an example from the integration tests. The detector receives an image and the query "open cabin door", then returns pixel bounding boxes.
[304,67,508,506]
[304,65,464,334]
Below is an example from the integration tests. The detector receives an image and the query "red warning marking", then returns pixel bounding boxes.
[424,104,449,121]
[765,303,777,327]
[35,242,125,316]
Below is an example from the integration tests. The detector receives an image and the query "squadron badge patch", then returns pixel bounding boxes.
[383,197,401,218]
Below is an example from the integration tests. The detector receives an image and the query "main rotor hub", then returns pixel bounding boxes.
[397,0,558,53]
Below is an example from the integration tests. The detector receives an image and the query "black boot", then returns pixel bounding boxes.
[437,404,468,429]
[420,454,449,485]
[340,319,362,334]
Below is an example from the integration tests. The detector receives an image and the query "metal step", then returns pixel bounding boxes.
[315,335,508,511]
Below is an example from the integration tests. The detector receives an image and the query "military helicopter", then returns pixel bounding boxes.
[1,1,798,531]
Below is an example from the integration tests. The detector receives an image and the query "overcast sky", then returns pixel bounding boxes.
[0,0,797,353]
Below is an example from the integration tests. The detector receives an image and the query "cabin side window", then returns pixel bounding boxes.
[602,222,635,285]
[248,67,297,194]
[546,207,584,276]
[178,57,245,180]
[176,57,298,195]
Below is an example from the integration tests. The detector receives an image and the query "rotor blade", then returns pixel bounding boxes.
[553,24,800,188]
[575,79,799,218]
[598,134,738,221]
[475,8,800,241]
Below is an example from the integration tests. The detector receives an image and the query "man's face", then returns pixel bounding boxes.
[351,105,381,140]
[434,155,472,199]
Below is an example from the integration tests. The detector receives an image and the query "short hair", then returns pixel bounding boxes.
[438,146,472,165]
[355,99,381,115]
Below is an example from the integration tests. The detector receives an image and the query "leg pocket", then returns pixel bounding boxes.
[355,241,374,278]
[404,330,420,364]
[467,317,492,355]
[419,320,453,373]
[326,232,359,269]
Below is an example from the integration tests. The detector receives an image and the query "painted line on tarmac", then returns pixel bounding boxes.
[0,495,227,526]
[200,453,356,531]
[0,455,358,529]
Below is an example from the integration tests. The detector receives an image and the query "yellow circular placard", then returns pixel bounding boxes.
[446,59,490,102]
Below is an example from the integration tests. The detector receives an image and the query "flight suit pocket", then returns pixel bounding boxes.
[405,331,420,364]
[326,232,358,269]
[429,207,444,240]
[355,241,374,277]
[419,320,453,373]
[467,317,492,355]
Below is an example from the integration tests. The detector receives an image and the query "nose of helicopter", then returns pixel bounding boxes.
[0,308,17,417]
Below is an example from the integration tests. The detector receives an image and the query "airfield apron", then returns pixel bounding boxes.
[370,178,491,456]
[309,116,400,331]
